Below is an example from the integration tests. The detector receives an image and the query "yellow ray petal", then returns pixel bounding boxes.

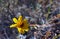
[17,28,21,33]
[23,19,28,23]
[24,28,29,32]
[17,28,25,34]
[21,29,25,34]
[13,18,18,23]
[17,16,23,25]
[23,19,29,28]
[18,16,22,21]
[22,23,29,29]
[10,24,17,28]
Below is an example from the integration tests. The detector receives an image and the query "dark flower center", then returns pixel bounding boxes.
[20,23,24,28]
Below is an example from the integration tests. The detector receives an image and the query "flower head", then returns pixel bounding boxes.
[10,16,29,34]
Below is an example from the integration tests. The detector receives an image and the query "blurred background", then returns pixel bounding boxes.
[0,0,60,39]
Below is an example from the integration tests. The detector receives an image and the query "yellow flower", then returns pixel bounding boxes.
[10,16,29,34]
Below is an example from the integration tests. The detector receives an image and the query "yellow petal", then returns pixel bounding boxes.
[21,29,25,34]
[23,19,29,28]
[10,24,17,28]
[22,23,29,29]
[18,16,22,21]
[24,28,29,32]
[13,18,18,23]
[17,28,25,34]
[17,16,23,25]
[23,19,28,23]
[17,28,21,33]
